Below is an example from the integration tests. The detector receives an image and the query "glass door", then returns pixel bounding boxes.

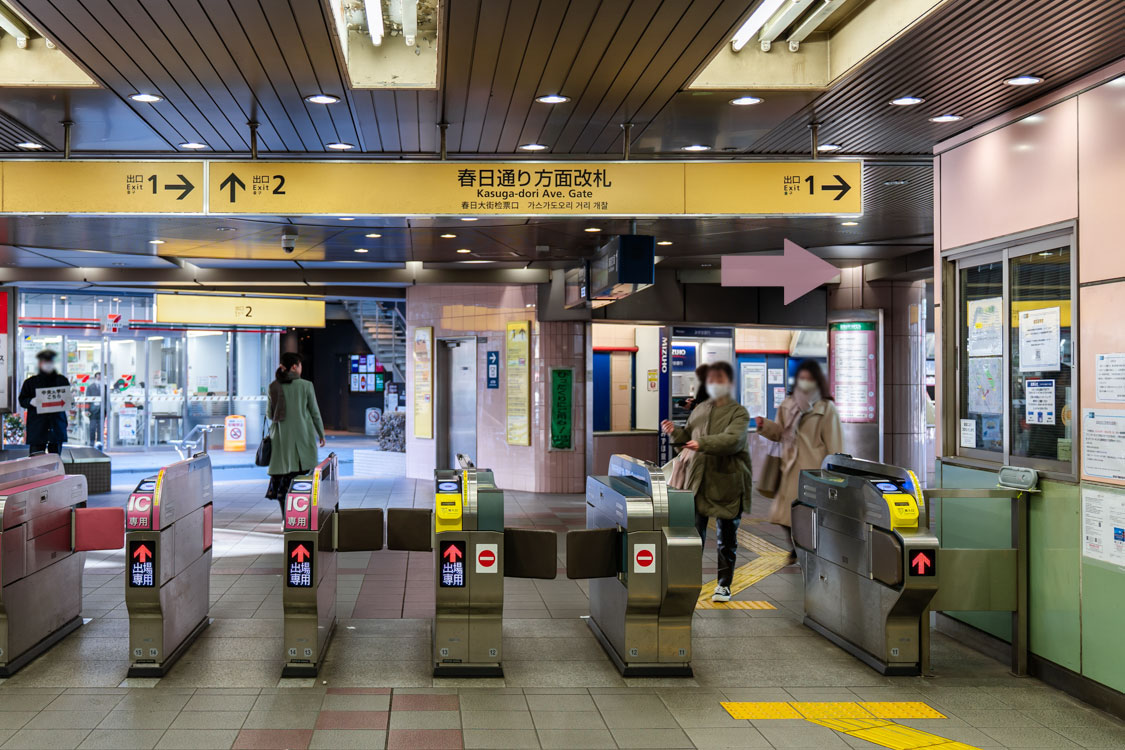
[185,331,231,438]
[65,336,105,447]
[106,337,146,448]
[146,335,185,446]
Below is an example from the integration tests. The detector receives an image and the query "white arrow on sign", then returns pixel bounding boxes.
[720,239,840,305]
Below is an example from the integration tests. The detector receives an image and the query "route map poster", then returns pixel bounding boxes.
[412,327,433,439]
[506,321,531,446]
[966,297,1003,357]
[968,356,1003,415]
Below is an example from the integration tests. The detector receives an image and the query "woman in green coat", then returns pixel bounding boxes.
[265,352,326,508]
[661,361,752,602]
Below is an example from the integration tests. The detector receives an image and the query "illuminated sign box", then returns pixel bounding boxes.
[155,294,325,328]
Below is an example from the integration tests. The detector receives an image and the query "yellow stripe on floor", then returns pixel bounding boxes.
[695,600,777,610]
[809,717,894,732]
[721,701,802,720]
[698,521,791,608]
[862,702,947,719]
[843,722,972,750]
[792,701,874,719]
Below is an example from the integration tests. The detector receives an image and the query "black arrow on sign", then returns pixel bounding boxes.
[822,174,851,201]
[163,174,195,200]
[220,172,246,203]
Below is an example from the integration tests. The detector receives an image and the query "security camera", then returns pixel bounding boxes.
[281,227,298,254]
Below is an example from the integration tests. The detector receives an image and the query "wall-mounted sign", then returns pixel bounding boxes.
[505,321,530,446]
[1018,306,1061,373]
[412,327,434,439]
[670,343,696,371]
[155,294,325,327]
[1083,409,1125,481]
[549,368,574,451]
[486,351,499,389]
[1095,353,1125,403]
[1082,486,1125,567]
[829,321,877,424]
[739,361,767,420]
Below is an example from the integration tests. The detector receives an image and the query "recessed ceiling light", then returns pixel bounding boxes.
[1004,75,1043,86]
[657,240,673,246]
[519,143,548,151]
[113,298,121,302]
[535,94,570,104]
[817,143,842,152]
[681,144,711,152]
[179,142,207,149]
[149,240,165,245]
[461,259,493,264]
[440,233,457,239]
[16,141,44,149]
[730,95,763,106]
[890,96,925,106]
[883,180,909,186]
[457,248,472,254]
[841,221,859,226]
[59,296,67,300]
[327,142,354,150]
[130,93,162,103]
[584,227,602,233]
[354,248,369,253]
[929,114,963,123]
[338,217,355,221]
[460,217,478,222]
[700,263,713,268]
[305,94,340,104]
[216,226,236,231]
[365,233,382,238]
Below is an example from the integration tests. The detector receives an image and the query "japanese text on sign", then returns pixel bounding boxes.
[439,540,466,588]
[287,540,314,588]
[129,541,155,588]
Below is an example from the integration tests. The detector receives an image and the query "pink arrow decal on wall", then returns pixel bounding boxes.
[721,239,840,305]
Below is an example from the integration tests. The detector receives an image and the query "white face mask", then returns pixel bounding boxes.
[39,362,55,374]
[706,382,732,400]
[796,377,817,393]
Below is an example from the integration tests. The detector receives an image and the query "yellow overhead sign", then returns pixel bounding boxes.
[0,160,862,216]
[155,294,325,327]
[2,161,203,213]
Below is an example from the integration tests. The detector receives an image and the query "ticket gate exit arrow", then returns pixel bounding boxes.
[443,544,463,563]
[132,543,152,563]
[290,543,310,563]
[721,239,841,305]
[911,551,932,575]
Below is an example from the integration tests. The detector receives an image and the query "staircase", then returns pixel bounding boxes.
[344,300,407,383]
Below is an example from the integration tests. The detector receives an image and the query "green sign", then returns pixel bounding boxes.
[832,321,875,332]
[550,368,574,451]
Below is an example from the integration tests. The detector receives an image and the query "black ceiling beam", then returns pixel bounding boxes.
[0,265,549,285]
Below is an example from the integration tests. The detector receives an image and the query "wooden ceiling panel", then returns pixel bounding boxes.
[465,0,540,153]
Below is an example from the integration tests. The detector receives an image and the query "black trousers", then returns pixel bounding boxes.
[695,512,740,588]
[29,442,62,455]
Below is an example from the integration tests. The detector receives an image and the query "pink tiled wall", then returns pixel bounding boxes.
[405,285,586,493]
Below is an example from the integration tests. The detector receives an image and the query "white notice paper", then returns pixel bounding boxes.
[1095,353,1125,402]
[767,368,784,385]
[739,362,768,419]
[1019,306,1061,372]
[1083,409,1125,481]
[1082,486,1125,567]
[959,418,976,448]
[33,386,73,414]
[966,297,1003,357]
[1025,379,1055,425]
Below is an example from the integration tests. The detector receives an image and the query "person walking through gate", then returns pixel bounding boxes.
[661,361,752,602]
[755,359,843,564]
[265,352,326,512]
[18,350,70,455]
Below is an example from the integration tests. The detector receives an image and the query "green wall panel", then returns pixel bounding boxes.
[1028,480,1080,672]
[1080,483,1125,694]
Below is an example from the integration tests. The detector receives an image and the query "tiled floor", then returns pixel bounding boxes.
[0,473,1121,749]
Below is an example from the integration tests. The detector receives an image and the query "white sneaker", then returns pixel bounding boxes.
[712,585,731,602]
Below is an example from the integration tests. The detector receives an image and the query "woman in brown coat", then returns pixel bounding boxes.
[755,360,843,563]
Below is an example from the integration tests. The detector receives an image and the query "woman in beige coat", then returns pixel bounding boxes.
[755,360,843,563]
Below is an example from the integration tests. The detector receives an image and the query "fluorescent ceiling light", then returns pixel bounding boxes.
[149,240,165,245]
[730,96,763,106]
[338,217,355,221]
[364,0,384,46]
[760,0,815,45]
[16,141,44,149]
[817,143,842,152]
[461,259,493,264]
[179,142,207,149]
[306,94,340,104]
[890,96,925,106]
[841,221,859,226]
[365,233,382,238]
[657,240,673,246]
[1004,75,1043,86]
[584,227,602,233]
[460,217,478,222]
[130,93,162,103]
[457,248,471,254]
[929,114,963,123]
[519,143,548,151]
[681,144,711,152]
[536,94,569,104]
[731,0,788,52]
[440,233,456,238]
[327,142,354,150]
[401,0,418,46]
[354,248,369,253]
[788,0,847,44]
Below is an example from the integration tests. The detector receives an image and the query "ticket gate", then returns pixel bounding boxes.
[388,467,557,676]
[0,454,124,676]
[567,455,702,677]
[281,453,384,677]
[124,454,213,677]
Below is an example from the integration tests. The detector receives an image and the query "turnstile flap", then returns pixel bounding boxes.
[565,527,620,579]
[73,507,125,552]
[792,503,816,552]
[503,528,557,580]
[335,508,384,552]
[387,508,433,552]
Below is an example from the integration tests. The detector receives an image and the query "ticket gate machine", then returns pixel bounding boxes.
[792,454,939,675]
[124,454,213,676]
[388,467,557,676]
[567,455,702,677]
[281,453,384,677]
[0,454,123,676]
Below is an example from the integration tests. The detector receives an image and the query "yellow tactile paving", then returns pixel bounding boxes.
[695,599,777,610]
[697,524,791,608]
[793,701,875,719]
[721,701,802,720]
[862,702,947,719]
[808,717,894,732]
[847,723,974,750]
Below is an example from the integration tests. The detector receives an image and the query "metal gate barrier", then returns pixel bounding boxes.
[793,454,1035,676]
[0,454,123,676]
[388,467,557,676]
[281,453,384,677]
[124,453,213,677]
[566,455,701,677]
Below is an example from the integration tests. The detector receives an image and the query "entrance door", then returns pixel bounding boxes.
[436,339,477,469]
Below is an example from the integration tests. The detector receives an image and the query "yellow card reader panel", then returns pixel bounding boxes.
[882,493,919,529]
[434,471,464,533]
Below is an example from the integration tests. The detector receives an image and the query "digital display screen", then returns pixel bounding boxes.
[875,482,899,493]
[129,540,155,587]
[439,540,466,588]
[287,540,314,588]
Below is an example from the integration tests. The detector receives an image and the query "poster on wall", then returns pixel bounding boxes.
[1018,306,1061,372]
[739,361,767,420]
[829,321,877,423]
[1095,353,1125,402]
[506,321,530,446]
[1082,486,1125,568]
[1024,379,1055,425]
[966,296,1003,357]
[412,327,433,439]
[959,419,976,448]
[1083,409,1125,481]
[549,368,574,451]
[967,356,1003,415]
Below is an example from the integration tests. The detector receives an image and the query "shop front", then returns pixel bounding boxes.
[16,291,280,450]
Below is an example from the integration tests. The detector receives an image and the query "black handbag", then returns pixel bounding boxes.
[255,418,272,467]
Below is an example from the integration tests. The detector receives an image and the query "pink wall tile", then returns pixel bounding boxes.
[1078,78,1125,283]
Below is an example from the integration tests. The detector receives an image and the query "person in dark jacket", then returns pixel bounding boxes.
[18,350,71,455]
[682,363,710,412]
